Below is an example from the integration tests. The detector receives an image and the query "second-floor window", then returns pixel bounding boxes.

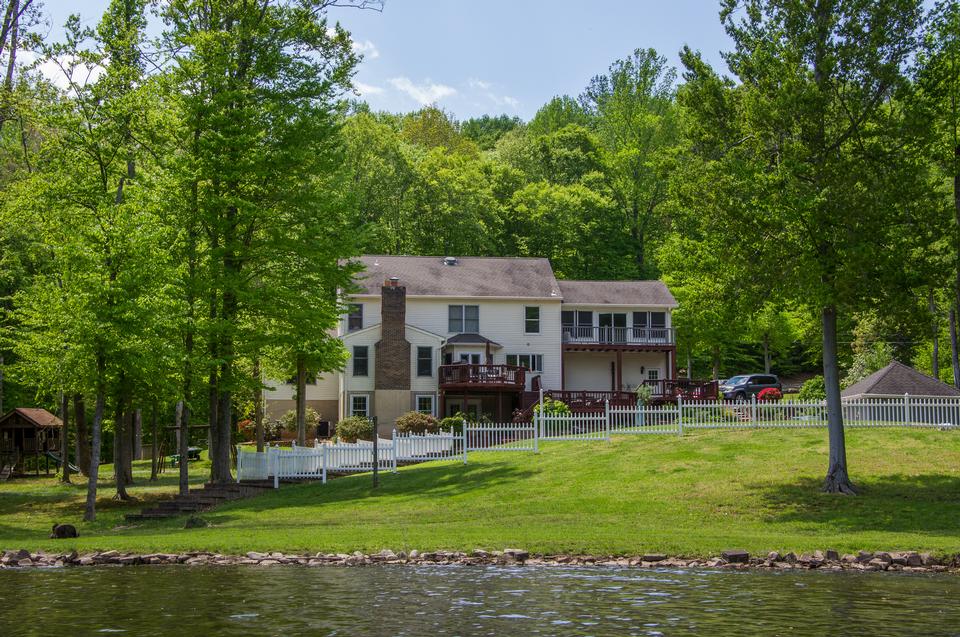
[353,346,369,376]
[524,306,540,333]
[417,347,433,377]
[448,305,479,333]
[347,304,363,331]
[506,353,543,372]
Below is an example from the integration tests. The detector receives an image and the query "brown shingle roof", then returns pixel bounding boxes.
[0,408,63,429]
[841,360,960,398]
[353,255,561,298]
[557,280,678,307]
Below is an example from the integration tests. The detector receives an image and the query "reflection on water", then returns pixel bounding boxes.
[0,564,958,636]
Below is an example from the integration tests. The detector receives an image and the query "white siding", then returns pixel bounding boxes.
[564,351,671,392]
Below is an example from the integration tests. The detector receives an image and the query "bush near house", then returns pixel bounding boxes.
[757,387,783,402]
[395,411,440,434]
[534,397,572,415]
[279,408,322,434]
[335,416,374,442]
[798,375,826,402]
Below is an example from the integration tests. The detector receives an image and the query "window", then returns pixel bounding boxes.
[417,347,433,377]
[448,305,479,333]
[506,354,543,372]
[415,394,435,416]
[650,312,666,329]
[347,304,363,331]
[350,394,369,417]
[524,306,540,333]
[647,369,660,381]
[459,353,481,364]
[352,346,368,376]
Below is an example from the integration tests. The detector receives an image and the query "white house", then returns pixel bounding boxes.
[264,255,692,434]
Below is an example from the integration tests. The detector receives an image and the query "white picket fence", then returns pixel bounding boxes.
[237,394,958,486]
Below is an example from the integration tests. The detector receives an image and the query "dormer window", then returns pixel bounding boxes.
[347,304,363,331]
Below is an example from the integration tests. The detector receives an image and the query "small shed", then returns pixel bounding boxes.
[841,360,960,399]
[0,408,63,477]
[841,361,960,426]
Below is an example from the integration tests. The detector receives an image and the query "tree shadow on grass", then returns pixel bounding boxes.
[754,473,960,535]
[217,460,537,515]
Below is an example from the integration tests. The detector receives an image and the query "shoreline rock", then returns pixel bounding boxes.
[2,548,957,573]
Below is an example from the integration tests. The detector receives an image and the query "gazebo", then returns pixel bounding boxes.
[0,408,63,478]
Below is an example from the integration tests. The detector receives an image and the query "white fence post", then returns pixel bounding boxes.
[604,399,611,441]
[904,393,911,426]
[321,444,327,484]
[750,394,757,427]
[677,396,684,436]
[236,445,242,483]
[533,411,540,454]
[462,420,468,464]
[392,434,398,473]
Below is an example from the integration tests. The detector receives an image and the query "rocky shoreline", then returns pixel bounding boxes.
[2,547,959,572]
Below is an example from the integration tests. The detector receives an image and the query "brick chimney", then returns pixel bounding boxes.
[375,278,411,390]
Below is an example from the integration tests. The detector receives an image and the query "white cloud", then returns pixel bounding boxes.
[19,51,106,92]
[351,39,380,60]
[389,77,457,105]
[466,77,520,111]
[354,81,384,96]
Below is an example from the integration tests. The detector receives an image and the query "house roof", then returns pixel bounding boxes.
[841,360,960,398]
[352,255,561,299]
[445,333,502,348]
[0,408,63,429]
[557,280,678,307]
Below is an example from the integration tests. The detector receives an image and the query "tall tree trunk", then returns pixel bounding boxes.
[176,400,189,496]
[253,358,264,453]
[74,394,89,476]
[59,391,70,484]
[113,397,131,501]
[132,408,142,462]
[84,355,106,521]
[0,352,4,415]
[296,355,307,446]
[951,308,960,389]
[762,333,771,374]
[822,305,856,494]
[686,347,692,380]
[930,291,940,381]
[149,402,158,481]
[711,346,720,381]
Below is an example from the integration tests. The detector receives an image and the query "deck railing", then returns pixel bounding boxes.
[439,364,525,388]
[562,326,675,346]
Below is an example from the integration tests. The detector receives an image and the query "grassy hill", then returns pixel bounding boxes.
[1,428,959,557]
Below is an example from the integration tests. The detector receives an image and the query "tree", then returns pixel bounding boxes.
[581,48,679,278]
[681,0,931,493]
[461,114,522,150]
[527,95,592,137]
[160,0,360,482]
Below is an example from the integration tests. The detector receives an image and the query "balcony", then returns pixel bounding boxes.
[643,379,718,401]
[562,326,675,348]
[439,364,526,391]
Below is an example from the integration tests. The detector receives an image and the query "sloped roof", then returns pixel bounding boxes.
[0,408,63,429]
[445,333,502,348]
[557,280,678,307]
[353,255,561,299]
[841,360,960,398]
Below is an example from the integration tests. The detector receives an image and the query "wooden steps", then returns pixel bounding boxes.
[125,480,275,521]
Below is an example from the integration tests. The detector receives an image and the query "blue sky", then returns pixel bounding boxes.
[37,0,737,120]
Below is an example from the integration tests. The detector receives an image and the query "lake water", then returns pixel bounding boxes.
[1,565,958,636]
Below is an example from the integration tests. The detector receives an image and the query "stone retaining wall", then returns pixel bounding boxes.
[2,548,958,572]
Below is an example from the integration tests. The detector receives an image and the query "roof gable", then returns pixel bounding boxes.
[0,408,63,429]
[352,255,561,299]
[841,360,960,398]
[557,280,678,307]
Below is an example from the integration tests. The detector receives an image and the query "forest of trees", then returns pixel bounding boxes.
[0,0,958,499]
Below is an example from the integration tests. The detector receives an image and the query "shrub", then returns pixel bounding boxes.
[635,384,654,405]
[279,407,322,434]
[798,376,826,402]
[237,419,255,442]
[439,414,465,433]
[335,416,374,442]
[396,411,439,434]
[533,397,571,415]
[757,387,783,402]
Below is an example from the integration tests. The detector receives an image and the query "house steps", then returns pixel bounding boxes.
[124,480,276,521]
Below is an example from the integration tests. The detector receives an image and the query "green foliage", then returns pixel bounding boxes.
[461,114,522,150]
[533,397,571,416]
[798,376,826,402]
[438,414,465,433]
[279,408,322,434]
[395,411,440,434]
[635,384,654,405]
[335,416,374,443]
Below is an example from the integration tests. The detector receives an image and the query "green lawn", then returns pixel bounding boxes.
[1,428,959,557]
